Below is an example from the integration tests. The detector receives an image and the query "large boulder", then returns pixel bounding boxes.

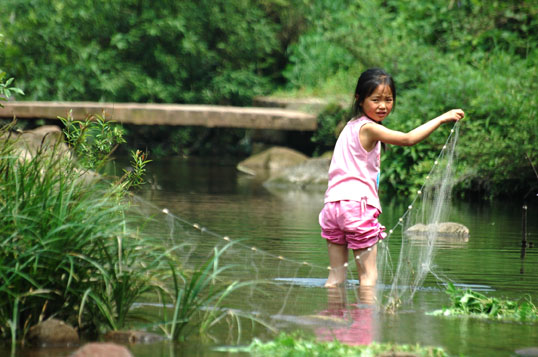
[27,318,79,346]
[2,125,71,160]
[2,125,99,184]
[237,146,308,176]
[263,157,330,191]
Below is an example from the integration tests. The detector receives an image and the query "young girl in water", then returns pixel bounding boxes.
[319,68,464,288]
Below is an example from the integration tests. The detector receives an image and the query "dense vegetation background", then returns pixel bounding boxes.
[1,0,536,198]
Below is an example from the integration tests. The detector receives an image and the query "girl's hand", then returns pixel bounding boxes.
[439,109,465,123]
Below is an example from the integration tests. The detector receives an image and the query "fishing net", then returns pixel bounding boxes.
[377,122,461,310]
[121,121,462,340]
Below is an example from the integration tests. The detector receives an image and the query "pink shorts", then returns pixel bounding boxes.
[319,199,386,250]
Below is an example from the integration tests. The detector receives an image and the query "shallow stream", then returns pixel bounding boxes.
[11,156,538,356]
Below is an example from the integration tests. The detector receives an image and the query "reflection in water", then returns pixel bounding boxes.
[315,285,376,346]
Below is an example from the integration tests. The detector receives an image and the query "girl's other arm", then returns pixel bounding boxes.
[361,109,464,148]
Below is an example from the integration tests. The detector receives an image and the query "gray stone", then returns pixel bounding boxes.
[237,146,309,176]
[2,125,99,184]
[71,342,133,357]
[1,125,71,161]
[405,222,470,238]
[263,157,330,190]
[27,318,79,346]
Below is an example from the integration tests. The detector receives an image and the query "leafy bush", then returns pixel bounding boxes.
[0,0,293,105]
[287,0,537,198]
[385,0,538,60]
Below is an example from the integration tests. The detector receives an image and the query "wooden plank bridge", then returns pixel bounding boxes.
[0,101,317,131]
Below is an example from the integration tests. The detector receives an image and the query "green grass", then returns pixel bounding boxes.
[0,119,263,346]
[155,243,273,342]
[0,123,152,340]
[429,283,538,322]
[217,331,449,356]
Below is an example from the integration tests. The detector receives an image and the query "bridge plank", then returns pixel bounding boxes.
[0,101,317,131]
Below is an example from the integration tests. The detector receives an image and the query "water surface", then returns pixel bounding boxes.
[12,156,537,357]
[128,156,538,357]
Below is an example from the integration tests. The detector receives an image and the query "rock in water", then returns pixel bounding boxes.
[236,146,308,175]
[72,342,133,357]
[27,318,79,346]
[405,222,470,238]
[263,157,330,190]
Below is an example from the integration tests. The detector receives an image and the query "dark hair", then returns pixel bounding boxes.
[351,68,396,118]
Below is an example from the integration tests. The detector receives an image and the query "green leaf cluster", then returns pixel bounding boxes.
[245,331,448,356]
[430,283,538,322]
[0,71,24,108]
[60,112,126,170]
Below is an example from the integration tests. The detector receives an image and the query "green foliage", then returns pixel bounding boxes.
[310,103,348,156]
[0,0,302,105]
[430,283,538,322]
[0,71,24,108]
[0,115,265,344]
[386,0,537,60]
[1,1,536,197]
[120,150,151,190]
[60,112,126,170]
[244,331,448,356]
[288,0,537,198]
[0,126,136,339]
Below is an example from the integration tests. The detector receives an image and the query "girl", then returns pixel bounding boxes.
[319,68,464,288]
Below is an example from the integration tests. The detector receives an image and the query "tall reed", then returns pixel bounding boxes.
[0,119,266,345]
[0,123,151,340]
[156,243,274,342]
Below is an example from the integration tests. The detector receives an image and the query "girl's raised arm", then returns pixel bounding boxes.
[361,109,464,148]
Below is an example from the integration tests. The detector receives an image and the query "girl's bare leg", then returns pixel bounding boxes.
[358,284,376,305]
[325,242,348,287]
[353,244,378,287]
[326,284,347,310]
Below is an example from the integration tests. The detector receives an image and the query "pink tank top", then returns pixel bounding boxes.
[324,116,382,211]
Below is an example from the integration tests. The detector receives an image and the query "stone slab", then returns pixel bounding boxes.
[0,101,317,131]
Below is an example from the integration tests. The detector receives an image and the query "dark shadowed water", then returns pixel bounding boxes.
[9,156,538,357]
